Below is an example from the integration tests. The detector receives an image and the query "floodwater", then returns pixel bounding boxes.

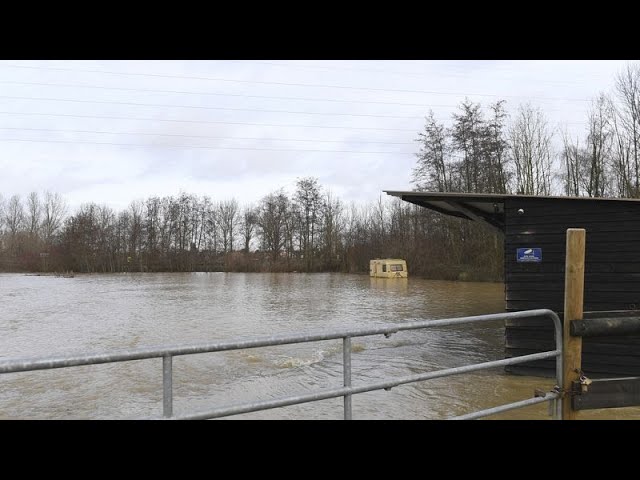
[0,272,637,420]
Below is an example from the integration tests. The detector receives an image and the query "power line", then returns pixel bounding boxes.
[0,126,415,145]
[223,60,601,87]
[0,80,592,118]
[0,80,458,109]
[227,60,447,76]
[0,111,422,132]
[0,111,590,132]
[0,63,592,102]
[0,137,415,155]
[0,94,427,120]
[0,80,584,115]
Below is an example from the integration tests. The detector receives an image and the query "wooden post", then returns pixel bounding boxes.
[562,228,586,420]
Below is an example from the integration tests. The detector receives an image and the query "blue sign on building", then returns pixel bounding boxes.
[516,248,542,263]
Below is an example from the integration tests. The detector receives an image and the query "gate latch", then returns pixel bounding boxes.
[579,374,593,394]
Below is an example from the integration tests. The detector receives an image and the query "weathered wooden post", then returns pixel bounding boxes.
[562,228,585,420]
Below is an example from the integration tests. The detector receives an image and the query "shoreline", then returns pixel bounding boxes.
[8,270,504,283]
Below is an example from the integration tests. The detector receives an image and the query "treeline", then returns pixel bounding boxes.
[0,183,500,280]
[414,63,640,198]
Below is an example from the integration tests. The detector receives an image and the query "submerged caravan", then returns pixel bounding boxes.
[369,259,408,278]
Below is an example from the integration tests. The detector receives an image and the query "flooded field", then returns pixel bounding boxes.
[1,272,637,419]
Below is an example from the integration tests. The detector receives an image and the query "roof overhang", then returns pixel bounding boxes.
[384,191,509,233]
[386,190,640,234]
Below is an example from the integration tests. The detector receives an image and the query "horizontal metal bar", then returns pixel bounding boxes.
[570,317,640,337]
[584,310,640,319]
[450,392,560,420]
[572,377,640,410]
[0,309,557,375]
[171,386,352,420]
[159,349,560,420]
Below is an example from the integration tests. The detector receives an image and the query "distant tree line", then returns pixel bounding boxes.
[414,64,640,199]
[1,63,639,281]
[0,182,500,280]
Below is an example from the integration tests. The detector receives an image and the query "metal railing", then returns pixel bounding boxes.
[0,309,563,420]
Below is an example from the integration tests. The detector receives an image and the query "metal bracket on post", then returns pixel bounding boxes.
[383,330,397,339]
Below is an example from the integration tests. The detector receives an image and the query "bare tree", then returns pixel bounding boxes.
[26,191,42,237]
[176,193,192,256]
[320,190,343,269]
[65,202,99,272]
[509,103,553,195]
[451,99,485,192]
[218,198,239,253]
[128,200,144,269]
[42,191,67,244]
[484,100,510,193]
[145,196,161,268]
[614,63,640,196]
[240,205,258,253]
[5,194,25,237]
[257,190,289,261]
[561,94,614,198]
[204,201,219,254]
[294,177,322,270]
[96,204,116,272]
[560,127,583,196]
[189,195,207,252]
[583,93,613,197]
[413,111,451,191]
[414,101,510,195]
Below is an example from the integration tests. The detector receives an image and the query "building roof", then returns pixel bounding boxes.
[384,190,640,232]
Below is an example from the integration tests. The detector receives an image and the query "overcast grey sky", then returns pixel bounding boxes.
[0,60,632,211]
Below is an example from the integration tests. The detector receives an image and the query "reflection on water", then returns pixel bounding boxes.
[369,277,409,293]
[0,272,638,419]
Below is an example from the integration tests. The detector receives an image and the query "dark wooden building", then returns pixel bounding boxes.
[386,191,640,377]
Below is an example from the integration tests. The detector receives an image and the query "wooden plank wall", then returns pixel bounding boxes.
[503,198,640,377]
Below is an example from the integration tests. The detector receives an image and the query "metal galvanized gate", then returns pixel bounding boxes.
[0,309,563,420]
